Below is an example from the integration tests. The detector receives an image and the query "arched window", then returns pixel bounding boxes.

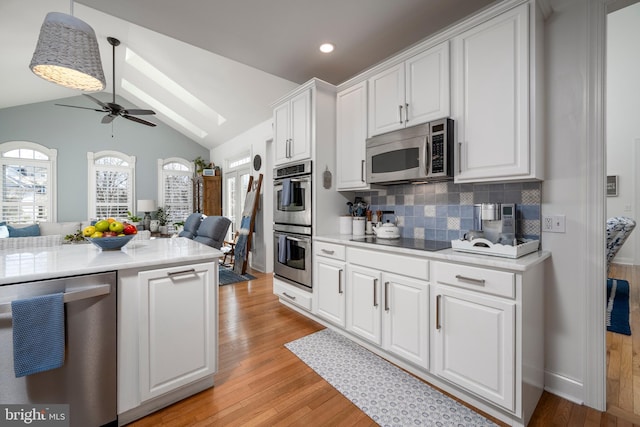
[0,141,57,223]
[88,151,136,220]
[157,157,194,233]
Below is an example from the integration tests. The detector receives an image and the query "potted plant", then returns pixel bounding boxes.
[155,207,169,234]
[126,211,142,227]
[173,221,185,234]
[193,156,212,176]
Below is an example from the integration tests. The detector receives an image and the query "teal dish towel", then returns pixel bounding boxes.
[12,293,65,377]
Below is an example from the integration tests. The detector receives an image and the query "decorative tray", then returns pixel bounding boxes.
[451,238,540,259]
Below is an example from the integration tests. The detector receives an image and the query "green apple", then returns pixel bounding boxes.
[95,220,110,232]
[109,221,124,234]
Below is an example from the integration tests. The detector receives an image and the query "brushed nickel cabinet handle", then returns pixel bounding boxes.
[373,278,379,307]
[384,281,390,312]
[398,105,403,124]
[283,292,296,300]
[167,268,196,277]
[361,159,365,182]
[321,249,335,255]
[436,294,441,330]
[405,103,409,123]
[338,269,343,294]
[455,274,486,285]
[458,142,462,173]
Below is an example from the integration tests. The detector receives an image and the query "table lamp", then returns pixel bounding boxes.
[137,199,157,231]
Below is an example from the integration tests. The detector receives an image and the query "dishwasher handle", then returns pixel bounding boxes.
[0,283,111,315]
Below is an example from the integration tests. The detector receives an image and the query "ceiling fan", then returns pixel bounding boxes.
[56,37,156,127]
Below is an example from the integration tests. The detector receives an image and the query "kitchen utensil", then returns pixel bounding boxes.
[372,222,400,239]
[352,217,365,236]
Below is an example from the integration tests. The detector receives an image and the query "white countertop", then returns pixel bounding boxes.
[315,234,550,272]
[0,237,222,285]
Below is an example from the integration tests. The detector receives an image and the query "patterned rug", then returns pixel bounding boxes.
[219,266,255,286]
[607,278,631,335]
[285,328,496,426]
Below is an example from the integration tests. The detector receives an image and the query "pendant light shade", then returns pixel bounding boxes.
[29,12,106,92]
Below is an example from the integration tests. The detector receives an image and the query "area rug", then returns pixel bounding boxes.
[219,265,255,286]
[285,328,496,426]
[607,278,631,335]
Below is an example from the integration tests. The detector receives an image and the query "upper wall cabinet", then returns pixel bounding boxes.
[274,88,312,166]
[336,81,369,191]
[453,2,543,183]
[368,41,450,137]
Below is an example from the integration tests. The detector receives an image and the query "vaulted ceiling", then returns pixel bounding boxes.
[1,0,495,149]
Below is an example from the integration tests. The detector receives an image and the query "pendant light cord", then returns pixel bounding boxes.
[70,0,74,16]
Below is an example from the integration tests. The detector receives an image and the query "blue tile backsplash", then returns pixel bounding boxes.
[354,181,541,241]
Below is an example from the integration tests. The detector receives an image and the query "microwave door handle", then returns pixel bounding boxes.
[424,136,430,176]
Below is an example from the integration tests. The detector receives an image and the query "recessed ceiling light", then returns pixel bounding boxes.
[319,43,334,53]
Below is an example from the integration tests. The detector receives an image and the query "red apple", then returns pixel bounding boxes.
[123,224,137,235]
[103,231,117,237]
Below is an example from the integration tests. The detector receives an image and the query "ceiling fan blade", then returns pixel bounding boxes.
[123,109,156,116]
[123,115,157,127]
[55,103,104,112]
[83,94,109,109]
[102,114,116,124]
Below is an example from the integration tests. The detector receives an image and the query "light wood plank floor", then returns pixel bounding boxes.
[128,268,632,426]
[607,263,640,424]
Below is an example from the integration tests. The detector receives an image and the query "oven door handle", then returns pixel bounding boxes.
[284,236,307,243]
[275,177,310,184]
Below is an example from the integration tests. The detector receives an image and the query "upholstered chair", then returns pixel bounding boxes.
[178,213,203,239]
[606,216,636,273]
[193,216,231,250]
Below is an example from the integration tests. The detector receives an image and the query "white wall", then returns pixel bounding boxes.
[211,119,274,273]
[606,3,640,265]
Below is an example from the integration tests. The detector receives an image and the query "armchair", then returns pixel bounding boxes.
[606,216,636,273]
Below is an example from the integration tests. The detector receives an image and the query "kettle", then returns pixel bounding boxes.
[372,221,400,239]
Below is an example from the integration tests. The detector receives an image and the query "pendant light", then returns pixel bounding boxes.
[29,1,106,92]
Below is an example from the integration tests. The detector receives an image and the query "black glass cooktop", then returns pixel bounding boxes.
[350,236,452,252]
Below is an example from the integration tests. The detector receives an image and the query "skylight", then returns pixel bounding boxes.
[125,48,227,126]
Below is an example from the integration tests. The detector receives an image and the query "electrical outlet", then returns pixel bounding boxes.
[542,215,566,233]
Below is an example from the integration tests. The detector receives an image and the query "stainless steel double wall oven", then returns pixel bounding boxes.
[273,161,312,290]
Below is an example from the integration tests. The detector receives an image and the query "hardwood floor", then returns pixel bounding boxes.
[607,263,640,424]
[129,268,634,426]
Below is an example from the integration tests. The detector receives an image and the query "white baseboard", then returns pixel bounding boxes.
[544,370,584,405]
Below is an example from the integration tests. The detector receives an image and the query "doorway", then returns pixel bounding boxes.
[606,0,640,419]
[223,155,251,242]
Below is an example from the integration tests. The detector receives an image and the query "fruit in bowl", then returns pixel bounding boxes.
[83,220,138,250]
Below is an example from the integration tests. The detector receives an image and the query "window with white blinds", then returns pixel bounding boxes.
[0,141,57,223]
[157,158,193,233]
[88,151,136,220]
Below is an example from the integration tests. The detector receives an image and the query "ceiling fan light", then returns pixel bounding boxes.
[29,12,106,92]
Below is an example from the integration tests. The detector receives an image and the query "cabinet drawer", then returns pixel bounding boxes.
[274,278,312,311]
[314,241,346,261]
[347,247,429,281]
[434,262,514,299]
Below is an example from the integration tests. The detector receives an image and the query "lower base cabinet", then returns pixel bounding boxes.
[432,283,515,410]
[118,262,218,417]
[315,257,346,327]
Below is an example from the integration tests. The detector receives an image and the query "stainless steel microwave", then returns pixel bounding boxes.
[366,118,453,184]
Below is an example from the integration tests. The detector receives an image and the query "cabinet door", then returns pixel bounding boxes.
[289,88,312,162]
[405,41,450,126]
[336,81,369,190]
[273,101,290,165]
[368,63,405,137]
[346,265,382,345]
[314,258,346,327]
[382,273,429,369]
[454,4,530,182]
[433,284,515,411]
[202,176,222,216]
[138,263,217,402]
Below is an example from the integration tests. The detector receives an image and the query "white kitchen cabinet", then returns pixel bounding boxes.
[137,263,217,402]
[382,272,429,369]
[453,2,543,182]
[368,41,449,137]
[336,81,369,190]
[273,88,312,165]
[314,257,346,327]
[346,264,382,345]
[432,283,515,410]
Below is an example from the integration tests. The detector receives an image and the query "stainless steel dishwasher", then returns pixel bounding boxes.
[0,271,117,427]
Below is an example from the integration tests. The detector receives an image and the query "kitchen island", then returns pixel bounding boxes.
[0,237,222,426]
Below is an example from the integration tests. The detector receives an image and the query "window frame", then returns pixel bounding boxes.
[0,141,57,223]
[157,157,194,233]
[87,150,136,220]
